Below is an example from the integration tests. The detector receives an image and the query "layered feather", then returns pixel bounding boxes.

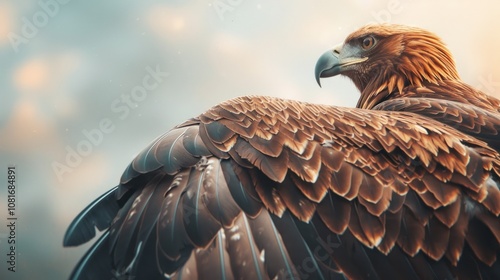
[64,24,500,280]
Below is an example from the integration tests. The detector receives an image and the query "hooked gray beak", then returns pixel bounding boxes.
[315,44,368,87]
[315,50,341,87]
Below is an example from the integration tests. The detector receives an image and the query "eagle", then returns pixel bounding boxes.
[64,24,500,279]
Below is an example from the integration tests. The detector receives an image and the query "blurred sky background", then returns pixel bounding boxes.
[1,0,500,279]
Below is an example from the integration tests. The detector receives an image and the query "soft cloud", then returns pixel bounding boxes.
[146,5,202,42]
[0,99,59,153]
[0,3,14,46]
[13,57,51,93]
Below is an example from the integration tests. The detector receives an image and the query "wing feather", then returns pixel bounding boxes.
[224,214,267,280]
[68,231,114,280]
[111,173,162,270]
[66,95,500,279]
[202,158,241,227]
[221,159,263,217]
[193,231,234,280]
[182,165,223,247]
[157,169,193,261]
[269,211,329,279]
[247,210,298,278]
[64,186,119,246]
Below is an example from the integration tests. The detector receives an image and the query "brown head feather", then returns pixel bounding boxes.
[344,24,460,109]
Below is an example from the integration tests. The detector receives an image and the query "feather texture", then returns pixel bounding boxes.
[65,24,500,280]
[63,186,119,246]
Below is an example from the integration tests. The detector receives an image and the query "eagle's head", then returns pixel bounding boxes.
[315,24,460,108]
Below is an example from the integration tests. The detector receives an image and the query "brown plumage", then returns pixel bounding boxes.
[64,24,500,279]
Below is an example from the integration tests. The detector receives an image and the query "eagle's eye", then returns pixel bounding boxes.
[361,36,376,50]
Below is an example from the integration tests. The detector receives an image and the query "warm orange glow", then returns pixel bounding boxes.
[13,58,50,93]
[0,3,14,46]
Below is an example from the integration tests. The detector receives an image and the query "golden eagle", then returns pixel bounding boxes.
[64,24,500,279]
